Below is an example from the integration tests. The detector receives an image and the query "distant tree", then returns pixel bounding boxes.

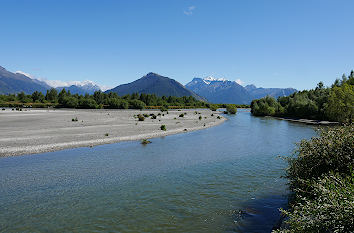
[45,88,58,102]
[129,99,146,110]
[226,104,237,114]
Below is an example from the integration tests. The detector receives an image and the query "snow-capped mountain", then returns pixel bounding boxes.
[186,76,297,104]
[202,76,228,84]
[14,69,104,94]
[54,80,102,95]
[186,77,252,104]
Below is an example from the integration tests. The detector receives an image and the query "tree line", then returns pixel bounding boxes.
[251,71,354,123]
[0,89,210,109]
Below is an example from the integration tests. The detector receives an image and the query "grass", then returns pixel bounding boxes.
[141,139,151,145]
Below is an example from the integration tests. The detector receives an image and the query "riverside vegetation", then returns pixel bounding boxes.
[251,71,354,123]
[274,125,353,233]
[0,89,249,110]
[250,71,354,232]
[0,89,208,109]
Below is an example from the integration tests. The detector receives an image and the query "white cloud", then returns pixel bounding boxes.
[16,71,34,79]
[16,70,109,90]
[184,6,196,15]
[235,79,244,85]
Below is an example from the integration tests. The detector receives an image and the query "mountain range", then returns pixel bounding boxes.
[0,65,297,104]
[105,72,205,101]
[0,66,102,95]
[185,77,297,104]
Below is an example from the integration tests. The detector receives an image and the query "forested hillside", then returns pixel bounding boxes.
[251,71,354,123]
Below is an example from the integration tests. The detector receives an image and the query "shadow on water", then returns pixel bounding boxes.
[231,195,288,233]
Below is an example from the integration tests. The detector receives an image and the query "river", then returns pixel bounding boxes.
[0,110,316,232]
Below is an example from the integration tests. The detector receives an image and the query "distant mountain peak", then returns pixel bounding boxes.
[106,73,205,101]
[145,72,161,77]
[0,66,5,70]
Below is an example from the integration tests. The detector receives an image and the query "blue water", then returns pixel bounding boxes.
[0,110,316,232]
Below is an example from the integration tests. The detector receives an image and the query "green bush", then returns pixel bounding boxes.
[275,125,354,232]
[179,113,184,117]
[226,104,237,114]
[210,104,218,111]
[129,99,146,110]
[276,173,354,233]
[286,125,353,193]
[160,125,166,131]
[138,114,145,121]
[141,139,151,145]
[107,98,129,109]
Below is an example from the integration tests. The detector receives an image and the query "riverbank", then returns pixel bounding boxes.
[0,108,226,157]
[272,117,339,125]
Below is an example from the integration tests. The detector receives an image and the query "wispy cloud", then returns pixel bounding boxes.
[16,71,33,79]
[16,70,111,90]
[184,6,196,15]
[235,79,244,85]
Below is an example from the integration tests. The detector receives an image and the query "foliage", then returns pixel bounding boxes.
[274,125,354,233]
[0,90,210,110]
[160,125,166,131]
[137,114,145,121]
[251,71,354,123]
[209,104,218,111]
[226,104,237,114]
[275,173,354,233]
[286,125,353,193]
[141,139,152,145]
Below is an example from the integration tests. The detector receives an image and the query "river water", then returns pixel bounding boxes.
[0,110,316,232]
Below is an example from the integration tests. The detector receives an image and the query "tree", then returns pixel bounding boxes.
[45,88,58,102]
[325,83,354,123]
[226,104,237,114]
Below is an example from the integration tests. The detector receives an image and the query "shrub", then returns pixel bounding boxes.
[129,99,146,110]
[107,98,128,109]
[64,97,79,108]
[286,125,353,193]
[275,125,354,233]
[217,116,221,119]
[105,133,109,136]
[226,104,237,114]
[138,114,145,121]
[210,104,218,111]
[160,105,168,112]
[141,139,151,145]
[179,113,184,117]
[151,114,157,119]
[199,116,202,120]
[160,125,166,131]
[78,98,97,109]
[72,117,78,122]
[276,173,354,233]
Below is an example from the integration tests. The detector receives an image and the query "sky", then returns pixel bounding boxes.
[1,0,353,90]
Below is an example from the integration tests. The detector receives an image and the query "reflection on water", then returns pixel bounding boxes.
[0,111,316,232]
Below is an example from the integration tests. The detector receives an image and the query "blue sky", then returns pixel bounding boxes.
[1,0,353,90]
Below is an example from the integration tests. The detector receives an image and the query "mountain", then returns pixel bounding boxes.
[106,72,205,100]
[0,66,49,94]
[56,81,101,95]
[185,76,252,104]
[245,85,297,99]
[186,77,297,104]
